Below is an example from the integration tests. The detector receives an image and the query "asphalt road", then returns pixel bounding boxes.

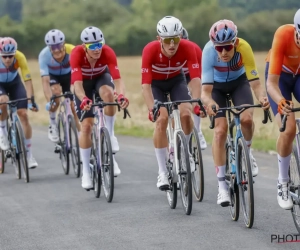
[0,126,299,250]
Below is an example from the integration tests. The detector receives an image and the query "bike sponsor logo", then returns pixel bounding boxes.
[71,68,78,74]
[192,63,199,69]
[271,234,300,243]
[251,70,258,76]
[141,68,148,73]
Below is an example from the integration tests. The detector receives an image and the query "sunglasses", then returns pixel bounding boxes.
[50,43,64,51]
[1,55,14,59]
[85,42,104,51]
[161,36,181,44]
[214,44,234,53]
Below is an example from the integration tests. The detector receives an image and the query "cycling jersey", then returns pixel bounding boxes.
[141,40,200,84]
[202,38,259,84]
[38,44,74,77]
[182,40,202,77]
[0,50,31,83]
[70,45,121,84]
[265,24,300,76]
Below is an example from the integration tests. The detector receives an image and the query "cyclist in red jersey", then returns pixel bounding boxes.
[141,16,202,190]
[181,27,207,150]
[70,26,129,189]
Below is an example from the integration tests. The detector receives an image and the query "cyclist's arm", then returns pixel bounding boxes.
[38,51,52,102]
[16,51,34,101]
[266,28,286,104]
[186,45,201,99]
[70,49,85,101]
[141,46,154,110]
[201,44,215,106]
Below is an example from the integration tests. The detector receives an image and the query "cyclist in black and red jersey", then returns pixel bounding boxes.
[181,27,207,150]
[70,26,129,189]
[141,16,203,190]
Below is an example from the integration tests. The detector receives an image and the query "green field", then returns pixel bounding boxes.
[27,53,298,152]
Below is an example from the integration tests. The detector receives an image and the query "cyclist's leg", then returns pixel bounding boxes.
[0,84,9,150]
[151,81,169,189]
[47,75,61,142]
[75,79,94,189]
[186,73,207,149]
[211,86,230,206]
[60,73,81,132]
[9,75,37,168]
[270,71,295,209]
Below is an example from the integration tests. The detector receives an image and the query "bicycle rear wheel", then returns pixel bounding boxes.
[225,135,240,221]
[0,149,4,174]
[237,138,254,228]
[92,129,101,198]
[290,143,300,234]
[100,127,114,202]
[57,113,69,175]
[69,116,80,178]
[190,127,204,202]
[16,120,29,183]
[176,130,192,215]
[166,160,177,209]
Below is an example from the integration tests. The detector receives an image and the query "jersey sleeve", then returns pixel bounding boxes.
[185,43,200,80]
[38,48,49,77]
[195,44,202,78]
[238,39,259,81]
[105,46,121,80]
[201,43,214,84]
[70,47,83,84]
[15,51,32,81]
[141,44,153,84]
[268,27,286,75]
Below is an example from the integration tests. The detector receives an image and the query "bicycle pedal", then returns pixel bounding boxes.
[159,185,170,191]
[220,201,230,207]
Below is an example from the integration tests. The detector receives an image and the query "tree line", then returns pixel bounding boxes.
[0,0,298,57]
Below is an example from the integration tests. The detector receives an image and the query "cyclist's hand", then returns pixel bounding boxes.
[117,94,129,109]
[193,105,207,118]
[278,98,293,115]
[28,103,38,112]
[148,109,159,122]
[45,101,56,111]
[207,102,219,116]
[259,96,270,110]
[80,96,92,111]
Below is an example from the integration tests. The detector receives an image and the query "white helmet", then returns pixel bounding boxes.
[294,9,300,33]
[45,29,65,45]
[157,16,183,37]
[80,26,104,43]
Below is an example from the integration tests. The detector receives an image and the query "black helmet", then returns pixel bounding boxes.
[182,27,189,39]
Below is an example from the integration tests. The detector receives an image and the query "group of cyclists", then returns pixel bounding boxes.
[0,8,299,214]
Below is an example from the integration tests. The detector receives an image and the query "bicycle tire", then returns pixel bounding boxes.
[237,137,254,228]
[100,127,114,203]
[0,149,5,174]
[68,116,80,178]
[57,113,69,175]
[225,135,240,221]
[16,120,29,183]
[176,130,192,215]
[290,143,300,234]
[190,127,204,202]
[92,128,101,198]
[8,125,21,179]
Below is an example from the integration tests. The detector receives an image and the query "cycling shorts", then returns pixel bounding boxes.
[49,73,71,96]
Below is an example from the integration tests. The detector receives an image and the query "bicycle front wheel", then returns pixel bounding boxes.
[57,114,69,175]
[0,149,5,174]
[69,116,80,178]
[92,129,101,198]
[100,127,114,203]
[16,120,29,183]
[290,144,300,234]
[8,125,21,179]
[237,138,254,228]
[176,130,192,215]
[189,127,204,202]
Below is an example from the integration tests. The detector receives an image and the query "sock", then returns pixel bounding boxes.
[216,165,227,192]
[245,140,252,148]
[193,114,201,133]
[80,147,91,176]
[104,115,115,137]
[277,154,291,183]
[155,148,167,175]
[49,112,56,126]
[25,138,32,159]
[0,120,7,136]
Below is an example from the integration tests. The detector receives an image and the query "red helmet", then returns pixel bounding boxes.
[0,37,17,55]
